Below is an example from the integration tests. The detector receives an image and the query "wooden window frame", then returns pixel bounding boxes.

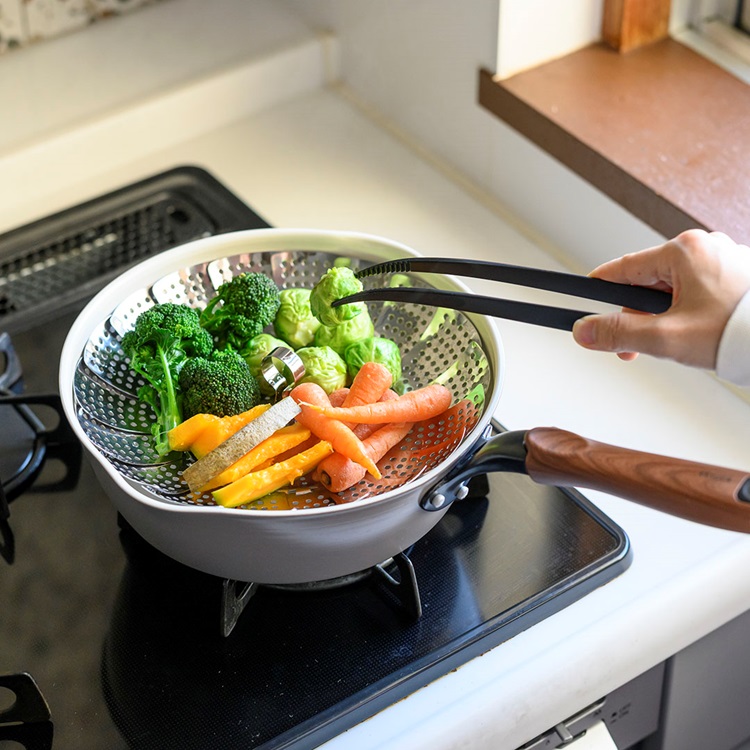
[479,0,750,243]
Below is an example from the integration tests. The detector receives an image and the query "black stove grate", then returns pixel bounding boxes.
[0,166,266,333]
[0,200,193,317]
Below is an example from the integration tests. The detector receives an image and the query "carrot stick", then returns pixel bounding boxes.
[314,420,413,493]
[329,388,350,407]
[305,384,452,424]
[259,387,379,462]
[343,362,393,409]
[337,362,392,431]
[290,382,382,479]
[352,389,398,439]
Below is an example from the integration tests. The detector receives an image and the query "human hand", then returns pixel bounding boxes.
[571,229,750,369]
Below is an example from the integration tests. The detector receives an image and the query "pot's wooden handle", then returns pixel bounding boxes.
[524,427,750,532]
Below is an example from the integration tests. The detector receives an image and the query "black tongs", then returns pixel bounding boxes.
[333,258,672,331]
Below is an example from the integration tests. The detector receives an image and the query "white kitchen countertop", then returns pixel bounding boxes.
[4,7,750,749]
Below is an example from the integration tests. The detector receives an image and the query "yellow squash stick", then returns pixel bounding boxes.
[199,423,311,492]
[168,404,270,457]
[212,440,333,508]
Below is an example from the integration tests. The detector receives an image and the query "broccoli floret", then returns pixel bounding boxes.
[199,272,281,350]
[121,303,213,456]
[179,348,262,419]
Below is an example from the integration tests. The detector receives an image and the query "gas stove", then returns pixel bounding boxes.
[0,167,631,750]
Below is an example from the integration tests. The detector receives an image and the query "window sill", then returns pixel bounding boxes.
[479,38,750,243]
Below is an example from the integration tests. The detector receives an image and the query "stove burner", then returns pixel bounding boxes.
[0,332,82,564]
[220,551,422,637]
[118,499,425,638]
[0,672,52,750]
[221,470,486,634]
[213,477,493,636]
[0,331,21,390]
[0,390,81,502]
[0,486,10,565]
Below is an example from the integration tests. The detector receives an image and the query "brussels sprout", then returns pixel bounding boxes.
[309,266,364,327]
[296,346,348,394]
[344,337,402,384]
[314,309,375,356]
[240,333,289,378]
[273,288,321,349]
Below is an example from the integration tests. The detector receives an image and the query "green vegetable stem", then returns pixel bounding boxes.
[120,303,214,456]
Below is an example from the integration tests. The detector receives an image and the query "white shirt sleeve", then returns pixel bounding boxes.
[716,290,750,387]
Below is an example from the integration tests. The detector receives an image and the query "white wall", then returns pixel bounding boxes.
[496,0,602,77]
[283,0,667,272]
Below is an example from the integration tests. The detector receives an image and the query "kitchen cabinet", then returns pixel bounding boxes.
[644,608,750,750]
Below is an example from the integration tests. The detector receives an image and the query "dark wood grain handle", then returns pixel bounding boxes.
[524,427,750,532]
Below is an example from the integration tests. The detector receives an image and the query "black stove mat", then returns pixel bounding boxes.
[100,474,629,750]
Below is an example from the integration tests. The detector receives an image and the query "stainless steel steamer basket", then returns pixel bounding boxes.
[59,229,503,583]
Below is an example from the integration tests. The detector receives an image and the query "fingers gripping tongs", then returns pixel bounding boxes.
[334,258,672,331]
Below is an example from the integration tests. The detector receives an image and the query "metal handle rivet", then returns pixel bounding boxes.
[430,493,446,509]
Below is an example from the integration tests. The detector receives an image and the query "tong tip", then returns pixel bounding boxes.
[355,259,413,279]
